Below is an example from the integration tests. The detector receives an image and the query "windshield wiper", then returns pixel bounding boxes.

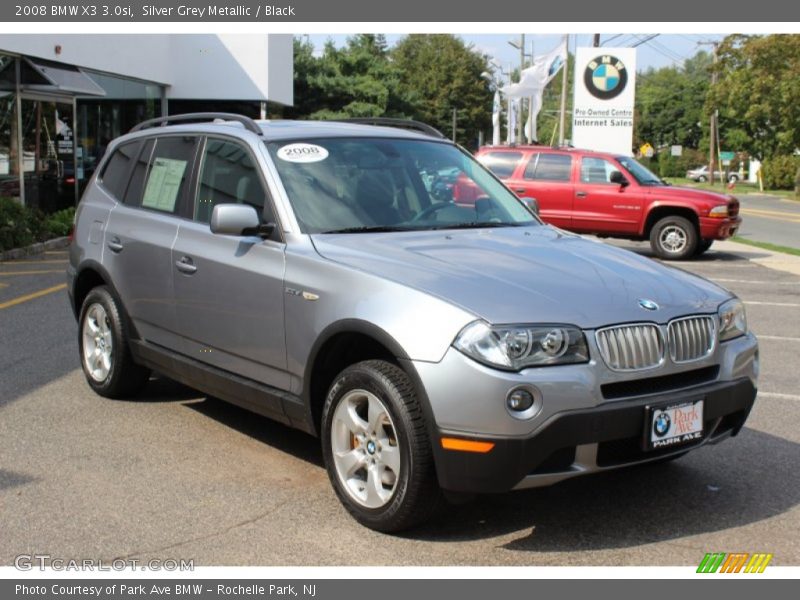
[321,225,418,234]
[428,221,524,230]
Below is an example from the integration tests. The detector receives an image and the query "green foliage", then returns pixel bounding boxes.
[44,207,76,238]
[288,34,492,148]
[761,155,800,190]
[710,34,800,159]
[654,148,707,178]
[392,35,492,147]
[634,52,711,151]
[0,197,73,251]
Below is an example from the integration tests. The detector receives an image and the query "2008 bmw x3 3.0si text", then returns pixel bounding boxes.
[68,114,758,532]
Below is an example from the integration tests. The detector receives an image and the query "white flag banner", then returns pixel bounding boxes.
[502,36,568,98]
[524,91,544,142]
[507,97,519,144]
[492,90,501,146]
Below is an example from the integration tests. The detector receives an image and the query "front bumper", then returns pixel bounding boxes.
[412,331,758,494]
[699,215,741,240]
[431,377,756,493]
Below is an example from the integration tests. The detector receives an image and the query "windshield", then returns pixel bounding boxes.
[266,137,539,233]
[616,156,664,186]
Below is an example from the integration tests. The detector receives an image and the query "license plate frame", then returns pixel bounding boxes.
[643,398,705,451]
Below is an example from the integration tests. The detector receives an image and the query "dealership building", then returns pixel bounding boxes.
[0,34,293,212]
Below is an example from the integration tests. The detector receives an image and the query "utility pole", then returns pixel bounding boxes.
[527,38,535,143]
[558,35,569,146]
[518,33,525,143]
[699,40,720,185]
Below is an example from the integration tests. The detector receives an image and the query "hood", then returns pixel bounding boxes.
[645,184,733,205]
[310,226,731,329]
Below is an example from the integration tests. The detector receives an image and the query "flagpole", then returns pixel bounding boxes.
[558,34,569,146]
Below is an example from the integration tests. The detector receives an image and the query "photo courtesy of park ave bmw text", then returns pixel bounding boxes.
[0,0,799,595]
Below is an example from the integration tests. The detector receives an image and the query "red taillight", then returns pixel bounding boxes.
[65,176,75,184]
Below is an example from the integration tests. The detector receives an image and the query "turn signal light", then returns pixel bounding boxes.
[441,437,495,453]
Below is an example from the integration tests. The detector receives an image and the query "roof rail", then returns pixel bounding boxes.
[334,118,447,140]
[129,112,263,136]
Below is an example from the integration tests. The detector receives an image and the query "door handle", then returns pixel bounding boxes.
[175,256,197,275]
[514,188,527,195]
[576,191,588,198]
[106,237,123,253]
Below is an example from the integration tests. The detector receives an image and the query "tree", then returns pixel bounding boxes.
[287,35,410,120]
[709,34,800,159]
[391,35,492,147]
[634,51,711,151]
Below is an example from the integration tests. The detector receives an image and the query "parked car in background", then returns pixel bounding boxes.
[69,116,758,532]
[686,165,741,183]
[473,145,742,260]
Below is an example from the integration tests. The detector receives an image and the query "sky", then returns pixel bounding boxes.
[303,33,723,73]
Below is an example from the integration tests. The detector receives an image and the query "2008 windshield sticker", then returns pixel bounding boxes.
[277,143,329,163]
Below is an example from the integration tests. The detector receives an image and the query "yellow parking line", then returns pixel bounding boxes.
[0,270,65,276]
[740,208,800,222]
[0,283,67,310]
[44,250,68,255]
[0,283,7,289]
[0,259,68,265]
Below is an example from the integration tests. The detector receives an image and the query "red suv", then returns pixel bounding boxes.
[471,145,741,260]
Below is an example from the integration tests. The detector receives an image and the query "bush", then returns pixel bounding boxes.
[762,155,800,190]
[0,197,74,251]
[655,148,707,178]
[44,207,76,238]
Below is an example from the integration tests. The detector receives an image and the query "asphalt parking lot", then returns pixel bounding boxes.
[1,239,799,567]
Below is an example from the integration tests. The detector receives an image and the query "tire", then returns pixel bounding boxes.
[694,239,714,256]
[697,175,707,183]
[649,215,699,260]
[321,360,443,532]
[728,174,739,183]
[78,286,150,399]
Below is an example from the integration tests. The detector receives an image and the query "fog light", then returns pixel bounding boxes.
[507,388,534,412]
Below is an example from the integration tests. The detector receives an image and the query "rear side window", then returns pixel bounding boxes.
[524,153,572,182]
[479,152,522,178]
[122,139,154,207]
[195,139,274,224]
[99,141,142,200]
[140,136,198,215]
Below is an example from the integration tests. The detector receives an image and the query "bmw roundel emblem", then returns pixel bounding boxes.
[584,55,628,100]
[638,298,659,311]
[654,412,671,438]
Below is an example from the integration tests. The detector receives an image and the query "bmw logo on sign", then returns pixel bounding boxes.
[584,55,629,100]
[638,298,659,311]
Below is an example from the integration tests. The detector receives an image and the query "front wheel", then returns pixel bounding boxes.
[321,360,443,532]
[697,175,707,183]
[649,215,699,260]
[78,286,150,398]
[695,239,714,256]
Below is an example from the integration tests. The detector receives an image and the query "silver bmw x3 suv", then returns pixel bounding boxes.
[68,113,758,532]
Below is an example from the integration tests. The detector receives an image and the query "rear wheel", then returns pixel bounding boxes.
[321,360,443,532]
[697,175,707,183]
[78,286,150,398]
[650,215,698,260]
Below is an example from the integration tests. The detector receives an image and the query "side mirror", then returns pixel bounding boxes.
[210,204,274,238]
[609,170,629,187]
[521,196,540,216]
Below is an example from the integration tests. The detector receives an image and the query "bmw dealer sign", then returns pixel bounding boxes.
[572,47,637,155]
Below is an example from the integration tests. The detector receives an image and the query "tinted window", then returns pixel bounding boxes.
[195,139,273,224]
[580,157,618,184]
[523,153,572,182]
[140,136,197,215]
[99,141,141,200]
[479,152,522,178]
[122,139,154,207]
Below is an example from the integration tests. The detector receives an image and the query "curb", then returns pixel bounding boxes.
[0,237,70,262]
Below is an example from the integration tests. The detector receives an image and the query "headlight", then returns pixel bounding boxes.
[708,204,729,218]
[719,298,747,341]
[453,321,589,370]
